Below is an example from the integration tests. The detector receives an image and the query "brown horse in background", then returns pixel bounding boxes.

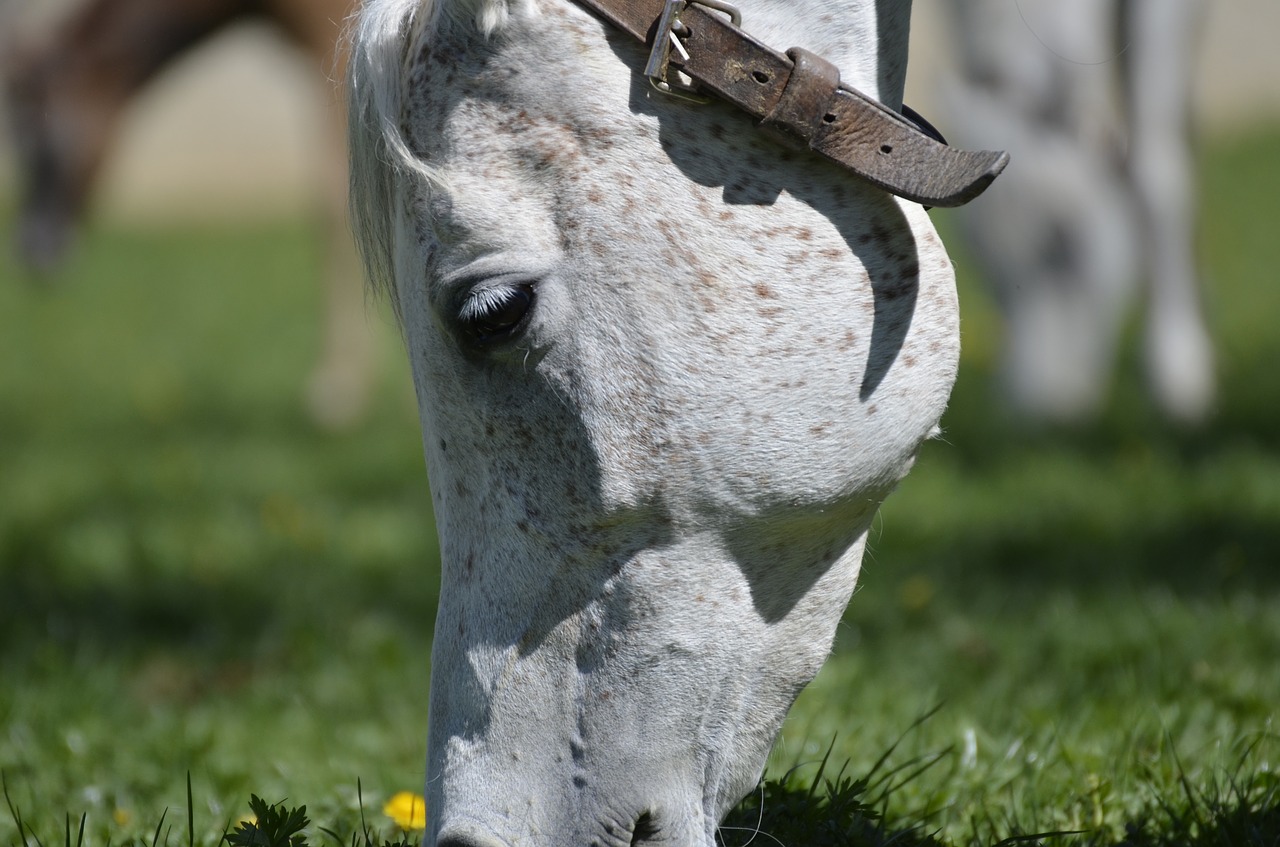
[3,0,374,429]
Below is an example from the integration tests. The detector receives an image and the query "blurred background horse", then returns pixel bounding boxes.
[2,0,371,429]
[936,0,1213,424]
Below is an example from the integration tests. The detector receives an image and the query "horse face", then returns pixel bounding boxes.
[353,1,958,842]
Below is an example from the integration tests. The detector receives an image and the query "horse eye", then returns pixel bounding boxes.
[460,284,535,344]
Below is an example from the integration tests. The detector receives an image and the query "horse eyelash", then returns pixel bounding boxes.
[458,284,524,321]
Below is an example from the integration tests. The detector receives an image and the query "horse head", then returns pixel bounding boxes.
[349,1,967,842]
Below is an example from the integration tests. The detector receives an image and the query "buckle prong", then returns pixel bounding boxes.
[645,0,742,103]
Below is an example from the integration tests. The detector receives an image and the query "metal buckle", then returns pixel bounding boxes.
[644,0,742,103]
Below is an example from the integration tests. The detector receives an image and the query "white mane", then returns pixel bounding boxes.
[346,0,535,307]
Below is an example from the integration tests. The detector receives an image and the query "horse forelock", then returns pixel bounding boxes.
[347,0,534,313]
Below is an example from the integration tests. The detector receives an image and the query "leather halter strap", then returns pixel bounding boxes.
[569,0,1009,207]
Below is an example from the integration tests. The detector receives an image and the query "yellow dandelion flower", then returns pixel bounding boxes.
[383,791,427,831]
[112,808,132,827]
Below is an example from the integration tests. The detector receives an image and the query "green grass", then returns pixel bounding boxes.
[0,223,434,844]
[3,126,1279,846]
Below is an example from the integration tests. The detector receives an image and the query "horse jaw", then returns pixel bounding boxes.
[352,0,950,843]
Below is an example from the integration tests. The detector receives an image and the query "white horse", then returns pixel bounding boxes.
[347,0,1002,842]
[938,0,1213,423]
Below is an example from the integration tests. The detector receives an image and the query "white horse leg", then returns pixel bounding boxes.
[1124,0,1214,423]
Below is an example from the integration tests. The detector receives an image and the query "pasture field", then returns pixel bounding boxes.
[2,127,1279,846]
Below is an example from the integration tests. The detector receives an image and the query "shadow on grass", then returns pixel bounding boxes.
[0,533,439,663]
[1110,800,1280,847]
[0,391,437,663]
[718,742,1280,847]
[902,505,1280,597]
[874,351,1280,600]
[719,711,958,847]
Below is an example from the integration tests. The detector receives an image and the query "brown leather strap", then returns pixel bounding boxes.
[758,48,840,151]
[571,0,1009,206]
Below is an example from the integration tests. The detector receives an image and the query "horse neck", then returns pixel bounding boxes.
[745,0,913,110]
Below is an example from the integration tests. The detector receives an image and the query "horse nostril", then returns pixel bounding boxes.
[629,812,659,845]
[436,836,495,847]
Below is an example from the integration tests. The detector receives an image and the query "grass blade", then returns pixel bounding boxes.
[151,807,169,847]
[3,771,33,847]
[187,773,195,847]
[864,703,947,794]
[356,780,371,847]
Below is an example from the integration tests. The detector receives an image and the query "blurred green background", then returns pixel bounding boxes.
[1,6,1279,845]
